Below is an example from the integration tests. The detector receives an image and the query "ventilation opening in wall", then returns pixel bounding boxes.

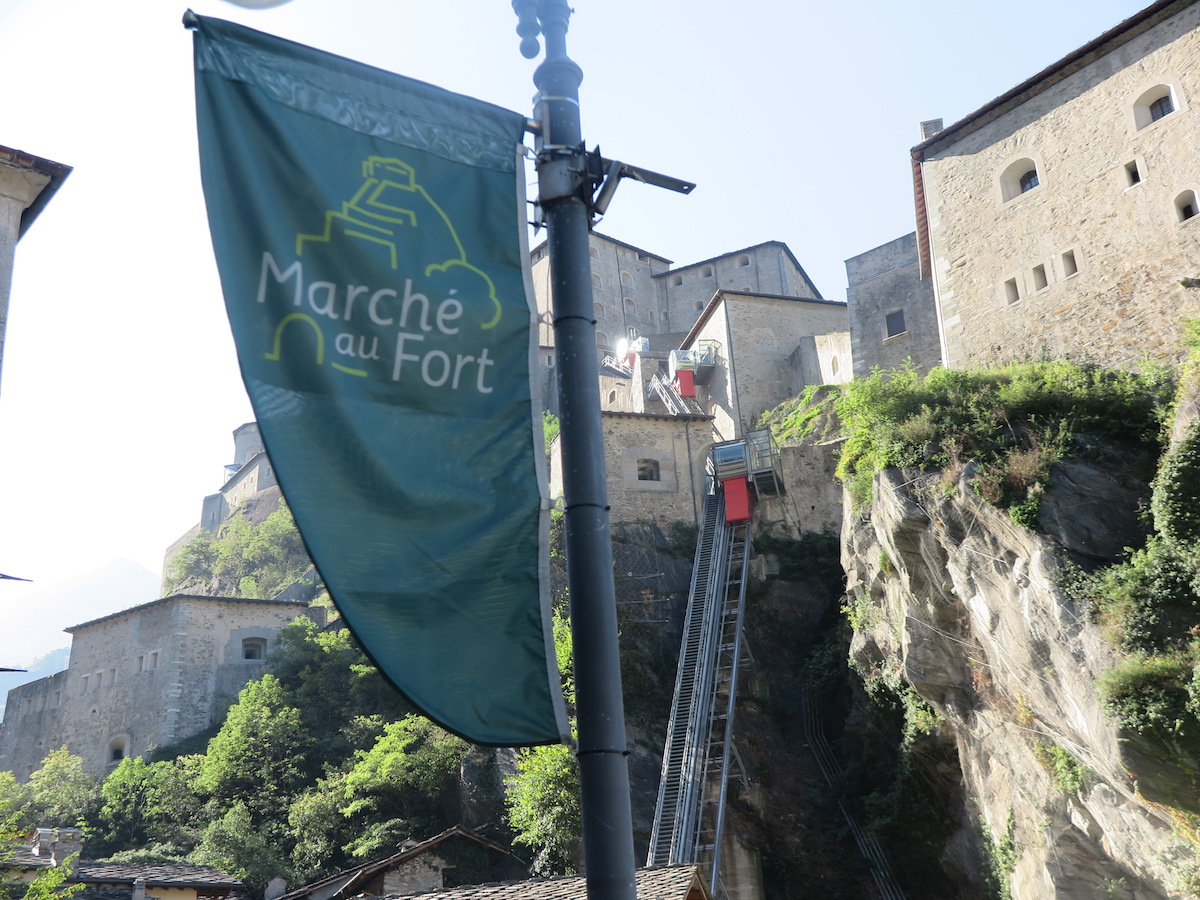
[1061,250,1078,277]
[1032,264,1048,291]
[1004,278,1021,304]
[1124,160,1142,186]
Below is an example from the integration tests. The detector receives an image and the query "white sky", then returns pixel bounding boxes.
[0,0,1149,642]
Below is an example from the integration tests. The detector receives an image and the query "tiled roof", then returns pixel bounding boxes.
[75,862,242,887]
[382,865,707,900]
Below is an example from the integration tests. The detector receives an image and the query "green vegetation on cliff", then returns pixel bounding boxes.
[765,359,1172,519]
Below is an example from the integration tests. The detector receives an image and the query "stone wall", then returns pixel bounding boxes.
[550,412,712,528]
[845,233,941,377]
[695,294,849,436]
[0,596,316,778]
[921,3,1200,370]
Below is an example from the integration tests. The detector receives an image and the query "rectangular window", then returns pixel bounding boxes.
[1061,250,1078,278]
[149,652,159,670]
[1032,265,1048,291]
[80,675,89,694]
[108,668,117,686]
[1124,160,1141,186]
[95,671,104,688]
[136,655,144,673]
[885,309,907,338]
[1004,278,1021,304]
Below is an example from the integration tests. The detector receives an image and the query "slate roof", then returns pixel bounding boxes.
[74,862,242,888]
[277,826,512,900]
[381,865,708,900]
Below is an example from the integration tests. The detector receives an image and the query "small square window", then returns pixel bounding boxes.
[1032,265,1048,291]
[637,459,661,482]
[1061,251,1078,278]
[885,310,907,337]
[1124,161,1141,186]
[1004,278,1021,304]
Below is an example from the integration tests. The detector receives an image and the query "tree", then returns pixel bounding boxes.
[164,501,316,598]
[197,675,312,825]
[505,611,581,875]
[337,716,467,859]
[91,756,205,859]
[24,749,99,829]
[191,802,292,900]
[505,743,581,876]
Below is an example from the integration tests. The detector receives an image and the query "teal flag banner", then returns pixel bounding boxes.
[191,15,567,746]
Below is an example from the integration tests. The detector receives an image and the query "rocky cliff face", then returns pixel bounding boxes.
[842,462,1196,898]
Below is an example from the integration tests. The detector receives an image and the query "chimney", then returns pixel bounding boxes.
[919,118,944,141]
[31,829,54,857]
[132,877,147,900]
[264,878,287,900]
[50,828,83,867]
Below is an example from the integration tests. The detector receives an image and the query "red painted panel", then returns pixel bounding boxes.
[722,476,751,523]
[675,370,696,397]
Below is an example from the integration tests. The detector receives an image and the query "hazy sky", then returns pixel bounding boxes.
[0,0,1150,640]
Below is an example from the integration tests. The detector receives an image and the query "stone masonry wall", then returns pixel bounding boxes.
[923,3,1200,370]
[723,295,849,428]
[846,233,941,377]
[0,596,314,778]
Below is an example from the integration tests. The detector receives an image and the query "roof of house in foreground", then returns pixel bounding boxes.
[384,865,709,900]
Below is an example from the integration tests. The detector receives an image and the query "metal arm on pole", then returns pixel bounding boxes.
[514,2,637,898]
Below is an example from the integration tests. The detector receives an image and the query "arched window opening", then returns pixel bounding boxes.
[669,274,683,287]
[608,390,617,404]
[242,638,268,661]
[637,459,661,482]
[596,331,609,348]
[1133,84,1178,129]
[108,738,127,763]
[701,265,714,278]
[736,255,750,267]
[1000,158,1041,202]
[1177,190,1198,222]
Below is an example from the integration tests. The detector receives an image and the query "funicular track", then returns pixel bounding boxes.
[647,492,751,897]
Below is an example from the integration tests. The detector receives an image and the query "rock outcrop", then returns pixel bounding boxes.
[842,464,1196,899]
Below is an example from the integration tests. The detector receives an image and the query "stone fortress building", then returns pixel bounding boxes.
[0,594,318,778]
[849,0,1200,375]
[0,425,316,779]
[4,0,1198,783]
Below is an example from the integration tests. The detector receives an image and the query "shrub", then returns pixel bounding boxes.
[1152,421,1200,545]
[1092,540,1200,653]
[1098,652,1195,737]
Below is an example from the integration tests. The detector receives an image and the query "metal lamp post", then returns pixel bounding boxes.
[513,2,637,898]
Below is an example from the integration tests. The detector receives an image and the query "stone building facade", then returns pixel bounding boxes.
[531,234,826,412]
[679,291,850,443]
[845,233,941,377]
[0,594,319,778]
[912,0,1200,370]
[550,412,713,527]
